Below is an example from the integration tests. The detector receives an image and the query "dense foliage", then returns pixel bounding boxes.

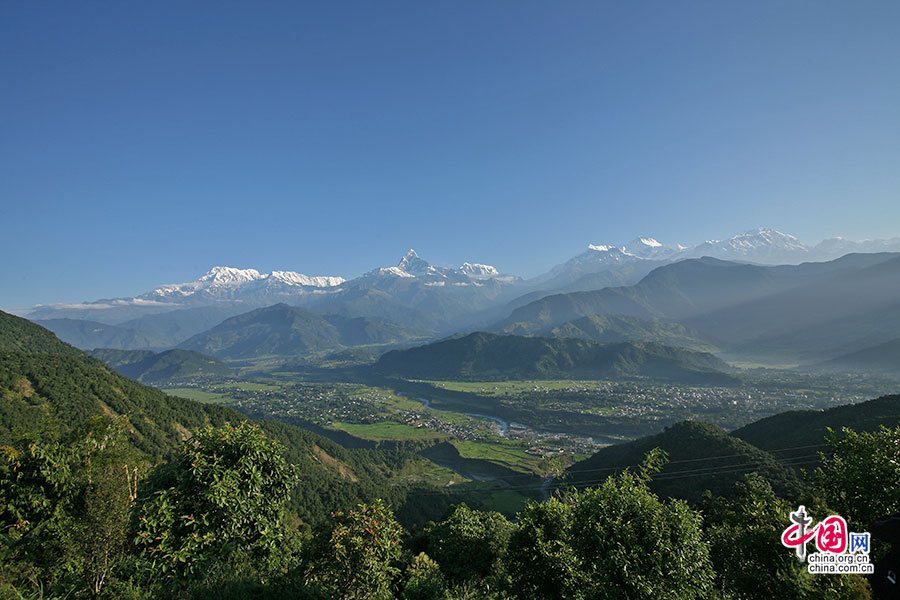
[0,311,84,358]
[815,426,900,530]
[1,416,889,599]
[508,453,715,600]
[133,422,299,580]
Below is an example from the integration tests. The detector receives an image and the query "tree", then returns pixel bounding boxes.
[816,426,900,529]
[504,496,582,600]
[703,473,871,600]
[401,552,445,600]
[0,416,141,597]
[305,499,404,600]
[426,503,513,583]
[506,451,715,600]
[133,422,298,582]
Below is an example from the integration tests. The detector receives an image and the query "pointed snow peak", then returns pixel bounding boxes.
[397,249,431,275]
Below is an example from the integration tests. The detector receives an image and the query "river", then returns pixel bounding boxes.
[416,397,511,436]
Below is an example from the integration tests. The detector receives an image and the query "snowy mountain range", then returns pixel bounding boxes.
[23,229,900,328]
[145,266,346,302]
[552,228,900,276]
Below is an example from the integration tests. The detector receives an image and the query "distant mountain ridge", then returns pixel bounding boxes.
[527,228,900,290]
[375,331,737,384]
[179,303,422,359]
[89,348,233,383]
[498,253,900,364]
[811,338,900,373]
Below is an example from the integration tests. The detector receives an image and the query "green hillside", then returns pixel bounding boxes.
[565,421,804,503]
[0,310,85,357]
[732,393,900,456]
[0,311,441,525]
[375,332,738,384]
[90,348,234,383]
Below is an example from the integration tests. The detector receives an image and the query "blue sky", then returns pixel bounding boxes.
[2,1,899,309]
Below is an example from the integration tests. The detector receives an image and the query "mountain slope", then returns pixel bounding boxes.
[498,313,716,352]
[34,318,169,350]
[812,338,900,373]
[375,332,737,384]
[89,348,233,383]
[565,421,804,502]
[0,310,84,357]
[498,253,900,363]
[179,303,420,359]
[0,310,438,525]
[688,255,900,361]
[732,393,900,456]
[116,304,250,346]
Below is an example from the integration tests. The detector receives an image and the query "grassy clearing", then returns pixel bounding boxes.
[329,421,447,441]
[393,458,468,487]
[452,440,546,474]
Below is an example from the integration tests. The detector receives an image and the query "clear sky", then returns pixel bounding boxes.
[2,1,899,309]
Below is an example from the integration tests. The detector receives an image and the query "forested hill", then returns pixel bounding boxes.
[0,309,85,357]
[732,393,900,454]
[0,310,437,525]
[376,331,738,384]
[565,421,804,503]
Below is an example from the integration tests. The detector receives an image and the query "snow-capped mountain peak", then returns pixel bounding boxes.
[397,249,433,276]
[623,237,683,260]
[637,237,662,247]
[267,271,345,288]
[197,266,264,285]
[146,265,345,300]
[687,228,809,262]
[587,244,620,253]
[459,262,500,278]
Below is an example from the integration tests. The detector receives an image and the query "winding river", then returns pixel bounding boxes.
[416,397,510,436]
